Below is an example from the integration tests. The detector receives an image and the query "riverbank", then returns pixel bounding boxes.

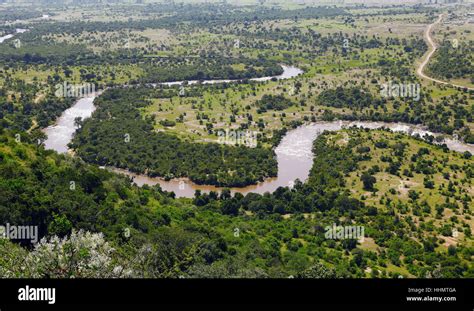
[43,65,474,198]
[107,121,474,198]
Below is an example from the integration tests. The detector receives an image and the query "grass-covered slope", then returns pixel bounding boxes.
[1,128,472,278]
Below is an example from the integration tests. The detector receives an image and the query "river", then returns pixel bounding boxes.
[109,121,474,198]
[156,65,303,86]
[0,28,28,43]
[43,96,97,153]
[43,66,474,198]
[43,64,302,154]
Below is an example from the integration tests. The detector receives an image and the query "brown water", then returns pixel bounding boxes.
[42,65,300,154]
[42,66,474,198]
[43,95,97,153]
[109,121,474,198]
[110,123,318,197]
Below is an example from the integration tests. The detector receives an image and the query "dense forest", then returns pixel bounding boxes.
[256,94,294,113]
[428,41,474,82]
[140,58,283,83]
[70,87,277,187]
[317,87,383,109]
[0,78,75,131]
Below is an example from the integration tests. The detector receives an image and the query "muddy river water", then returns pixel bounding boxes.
[43,66,474,198]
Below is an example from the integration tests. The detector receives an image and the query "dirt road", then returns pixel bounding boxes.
[416,14,473,91]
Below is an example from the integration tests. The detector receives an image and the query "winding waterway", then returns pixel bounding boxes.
[0,28,28,43]
[43,66,474,198]
[43,95,97,153]
[156,65,303,86]
[109,121,474,198]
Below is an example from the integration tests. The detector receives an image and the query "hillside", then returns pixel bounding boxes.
[1,127,472,278]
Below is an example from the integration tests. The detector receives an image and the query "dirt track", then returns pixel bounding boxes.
[416,14,474,91]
